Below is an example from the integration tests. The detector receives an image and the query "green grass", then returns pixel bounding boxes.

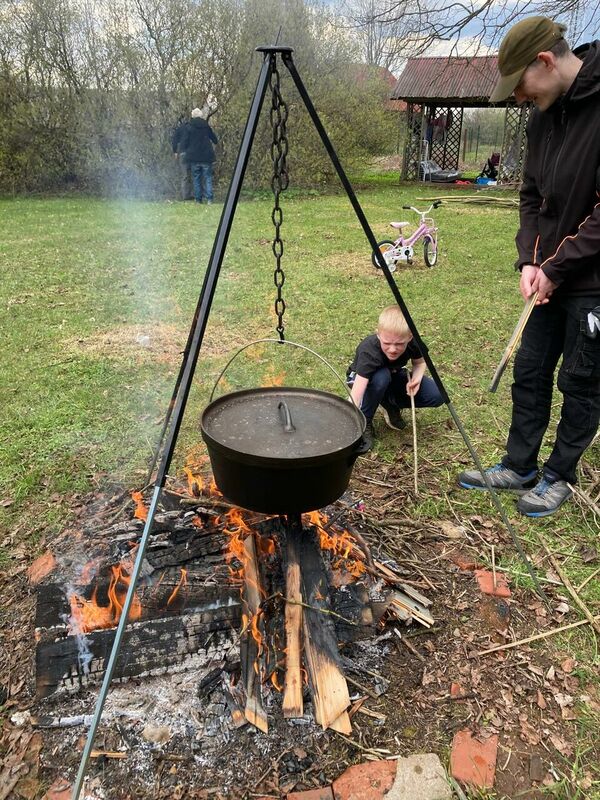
[1,185,599,795]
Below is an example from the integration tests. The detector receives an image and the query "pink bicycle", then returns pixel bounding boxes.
[372,200,442,271]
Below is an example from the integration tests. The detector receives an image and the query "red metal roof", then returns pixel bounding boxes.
[391,55,500,102]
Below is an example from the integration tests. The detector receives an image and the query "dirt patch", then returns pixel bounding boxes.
[65,324,253,365]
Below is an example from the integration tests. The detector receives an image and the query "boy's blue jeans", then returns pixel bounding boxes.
[191,162,214,202]
[357,367,443,420]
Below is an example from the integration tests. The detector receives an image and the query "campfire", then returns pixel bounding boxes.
[34,470,433,737]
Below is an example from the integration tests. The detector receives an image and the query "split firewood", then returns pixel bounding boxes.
[282,525,303,719]
[300,530,350,730]
[241,534,268,733]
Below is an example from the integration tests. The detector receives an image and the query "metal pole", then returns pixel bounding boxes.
[71,48,276,800]
[282,52,549,607]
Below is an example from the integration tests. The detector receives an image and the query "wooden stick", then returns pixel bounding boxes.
[393,628,425,662]
[491,544,497,591]
[477,614,600,656]
[568,482,600,516]
[577,566,600,593]
[90,750,127,759]
[535,532,600,637]
[408,372,418,496]
[489,292,538,393]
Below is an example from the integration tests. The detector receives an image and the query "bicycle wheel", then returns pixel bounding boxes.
[372,240,398,272]
[424,236,438,267]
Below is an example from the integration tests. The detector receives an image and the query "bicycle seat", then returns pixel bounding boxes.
[390,221,409,229]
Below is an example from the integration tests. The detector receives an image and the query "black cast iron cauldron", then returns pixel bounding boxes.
[201,385,366,514]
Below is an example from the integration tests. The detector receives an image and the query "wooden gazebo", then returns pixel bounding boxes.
[391,55,529,183]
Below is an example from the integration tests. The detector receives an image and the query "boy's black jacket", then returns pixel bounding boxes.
[516,40,600,295]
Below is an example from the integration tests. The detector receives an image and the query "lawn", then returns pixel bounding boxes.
[1,183,599,798]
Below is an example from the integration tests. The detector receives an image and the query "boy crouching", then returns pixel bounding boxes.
[347,305,443,452]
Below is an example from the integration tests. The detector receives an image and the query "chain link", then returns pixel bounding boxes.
[269,61,289,341]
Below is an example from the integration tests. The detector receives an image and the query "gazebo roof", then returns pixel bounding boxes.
[391,55,506,105]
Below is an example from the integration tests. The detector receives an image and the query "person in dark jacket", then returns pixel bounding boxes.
[459,16,600,517]
[180,107,218,204]
[171,115,192,201]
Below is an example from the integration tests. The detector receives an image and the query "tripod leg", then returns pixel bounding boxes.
[71,50,275,800]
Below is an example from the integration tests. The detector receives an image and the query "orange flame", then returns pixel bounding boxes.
[167,568,187,607]
[184,467,204,497]
[270,670,284,692]
[131,491,147,521]
[69,565,142,633]
[303,510,356,559]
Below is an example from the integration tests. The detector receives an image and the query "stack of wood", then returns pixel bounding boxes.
[34,494,434,737]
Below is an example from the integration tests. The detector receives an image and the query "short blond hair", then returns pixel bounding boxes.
[377,305,410,337]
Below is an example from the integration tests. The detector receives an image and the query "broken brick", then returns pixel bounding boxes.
[450,682,463,697]
[332,760,396,800]
[27,551,56,585]
[42,778,72,800]
[474,569,511,598]
[287,789,333,800]
[450,730,498,789]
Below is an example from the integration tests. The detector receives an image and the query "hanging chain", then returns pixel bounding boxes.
[269,59,289,342]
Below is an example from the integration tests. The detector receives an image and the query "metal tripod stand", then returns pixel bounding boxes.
[72,44,547,800]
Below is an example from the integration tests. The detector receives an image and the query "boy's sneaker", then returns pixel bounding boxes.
[458,463,538,492]
[380,404,407,431]
[517,477,572,517]
[356,420,375,454]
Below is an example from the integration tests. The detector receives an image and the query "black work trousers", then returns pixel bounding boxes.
[502,294,600,484]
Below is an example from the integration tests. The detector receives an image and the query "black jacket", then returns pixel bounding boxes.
[517,41,600,295]
[180,118,218,164]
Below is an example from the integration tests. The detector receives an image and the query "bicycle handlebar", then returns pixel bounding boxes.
[401,200,442,215]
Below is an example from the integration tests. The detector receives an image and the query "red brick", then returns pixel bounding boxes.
[332,760,396,800]
[474,569,511,598]
[287,789,333,800]
[450,730,498,788]
[42,778,72,800]
[28,551,56,585]
[450,682,463,697]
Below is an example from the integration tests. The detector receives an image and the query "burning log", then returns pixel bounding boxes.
[282,522,303,719]
[35,604,239,698]
[240,533,268,733]
[298,526,351,731]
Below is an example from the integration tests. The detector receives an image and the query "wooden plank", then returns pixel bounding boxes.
[282,525,303,718]
[300,530,350,730]
[241,534,268,733]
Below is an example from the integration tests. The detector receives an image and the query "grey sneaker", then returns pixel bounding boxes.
[517,478,572,517]
[356,420,375,454]
[458,463,538,492]
[380,404,407,431]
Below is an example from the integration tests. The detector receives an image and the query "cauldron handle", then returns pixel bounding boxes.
[278,401,296,433]
[209,338,361,416]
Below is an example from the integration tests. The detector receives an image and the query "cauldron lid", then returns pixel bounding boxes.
[201,387,364,460]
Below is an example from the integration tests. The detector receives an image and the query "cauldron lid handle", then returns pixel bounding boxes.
[277,401,296,433]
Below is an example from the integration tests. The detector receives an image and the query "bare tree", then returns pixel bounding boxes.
[336,0,600,68]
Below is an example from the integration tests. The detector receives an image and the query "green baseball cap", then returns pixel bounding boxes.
[490,16,567,102]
